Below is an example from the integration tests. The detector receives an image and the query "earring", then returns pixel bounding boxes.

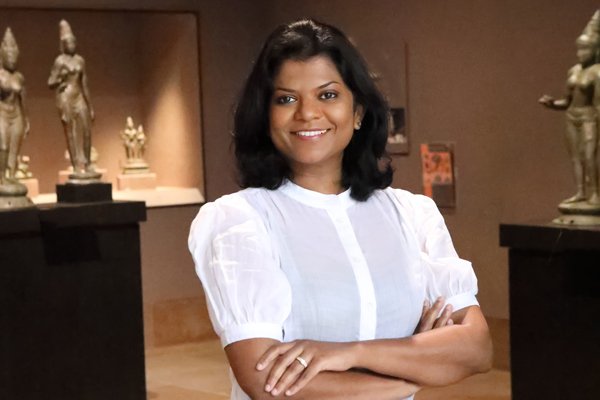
[356,121,362,130]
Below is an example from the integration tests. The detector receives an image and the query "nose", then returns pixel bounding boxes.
[294,98,322,121]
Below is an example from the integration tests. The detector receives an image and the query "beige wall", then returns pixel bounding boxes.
[138,13,203,189]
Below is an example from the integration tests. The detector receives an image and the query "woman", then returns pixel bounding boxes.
[48,19,98,180]
[189,20,492,400]
[539,9,600,206]
[0,27,29,192]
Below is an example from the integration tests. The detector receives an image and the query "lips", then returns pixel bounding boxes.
[292,129,328,138]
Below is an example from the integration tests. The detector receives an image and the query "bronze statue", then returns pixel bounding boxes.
[0,27,32,208]
[48,20,100,182]
[120,117,149,174]
[540,9,600,224]
[15,155,32,180]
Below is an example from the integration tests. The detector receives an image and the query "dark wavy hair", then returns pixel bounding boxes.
[233,19,393,201]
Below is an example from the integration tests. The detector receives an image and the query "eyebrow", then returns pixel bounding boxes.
[275,81,340,92]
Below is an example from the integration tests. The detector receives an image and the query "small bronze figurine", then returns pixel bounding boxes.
[48,20,99,182]
[120,117,149,174]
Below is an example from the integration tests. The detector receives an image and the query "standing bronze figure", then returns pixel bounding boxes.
[120,117,149,174]
[540,9,600,224]
[48,20,99,182]
[0,27,32,208]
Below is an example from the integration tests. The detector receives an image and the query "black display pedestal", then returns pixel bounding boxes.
[0,201,147,400]
[56,182,113,203]
[500,222,600,400]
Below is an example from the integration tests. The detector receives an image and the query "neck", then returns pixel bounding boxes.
[291,160,344,195]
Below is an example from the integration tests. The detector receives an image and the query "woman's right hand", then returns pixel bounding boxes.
[414,297,453,334]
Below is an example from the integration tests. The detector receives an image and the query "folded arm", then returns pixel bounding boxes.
[353,305,492,387]
[225,338,420,400]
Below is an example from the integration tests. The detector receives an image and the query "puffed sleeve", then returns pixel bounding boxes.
[394,190,479,313]
[188,194,292,348]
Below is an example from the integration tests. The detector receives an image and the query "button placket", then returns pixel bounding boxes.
[327,205,377,341]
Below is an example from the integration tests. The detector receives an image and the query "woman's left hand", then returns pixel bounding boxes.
[256,340,356,396]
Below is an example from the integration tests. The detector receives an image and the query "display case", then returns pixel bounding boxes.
[1,8,204,202]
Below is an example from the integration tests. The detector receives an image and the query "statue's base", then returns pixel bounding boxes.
[558,200,600,214]
[555,200,600,225]
[0,195,34,209]
[552,214,600,226]
[117,172,157,191]
[123,161,150,175]
[56,182,113,203]
[58,169,107,185]
[20,178,39,198]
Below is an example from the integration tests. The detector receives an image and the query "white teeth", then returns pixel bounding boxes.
[295,130,327,137]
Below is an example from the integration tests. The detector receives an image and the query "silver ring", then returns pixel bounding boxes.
[295,356,308,369]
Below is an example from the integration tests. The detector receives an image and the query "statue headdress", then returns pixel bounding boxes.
[577,9,600,46]
[59,20,75,40]
[1,28,18,52]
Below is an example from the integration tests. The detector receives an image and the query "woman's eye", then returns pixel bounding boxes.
[320,91,338,100]
[275,95,295,105]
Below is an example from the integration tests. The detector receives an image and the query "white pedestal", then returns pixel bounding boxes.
[20,178,39,198]
[58,169,108,184]
[117,172,158,191]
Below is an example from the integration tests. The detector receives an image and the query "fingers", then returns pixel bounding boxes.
[256,342,295,371]
[433,304,453,329]
[263,343,305,394]
[416,297,446,333]
[421,299,431,320]
[270,356,312,396]
[285,362,321,396]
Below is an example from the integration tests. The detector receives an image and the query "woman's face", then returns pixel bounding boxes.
[269,56,362,174]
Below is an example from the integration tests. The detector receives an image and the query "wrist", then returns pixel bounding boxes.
[347,340,364,369]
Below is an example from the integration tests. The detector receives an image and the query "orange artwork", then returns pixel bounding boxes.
[420,143,455,208]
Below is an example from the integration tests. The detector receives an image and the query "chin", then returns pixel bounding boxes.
[292,153,335,166]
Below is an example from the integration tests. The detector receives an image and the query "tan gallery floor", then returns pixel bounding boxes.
[146,340,510,400]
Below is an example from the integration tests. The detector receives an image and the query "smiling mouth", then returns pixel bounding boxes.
[293,129,329,137]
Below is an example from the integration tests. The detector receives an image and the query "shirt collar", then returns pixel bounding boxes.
[278,180,357,209]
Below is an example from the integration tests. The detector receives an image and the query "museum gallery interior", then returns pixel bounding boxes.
[1,1,599,399]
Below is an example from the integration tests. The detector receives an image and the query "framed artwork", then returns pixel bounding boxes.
[420,143,455,209]
[361,41,409,155]
[387,107,408,155]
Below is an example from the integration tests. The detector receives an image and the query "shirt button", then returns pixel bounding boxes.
[336,217,345,223]
[352,256,361,262]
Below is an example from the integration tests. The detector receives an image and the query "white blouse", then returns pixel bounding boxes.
[188,181,479,400]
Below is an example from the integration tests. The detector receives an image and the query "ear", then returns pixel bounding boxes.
[353,105,364,130]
